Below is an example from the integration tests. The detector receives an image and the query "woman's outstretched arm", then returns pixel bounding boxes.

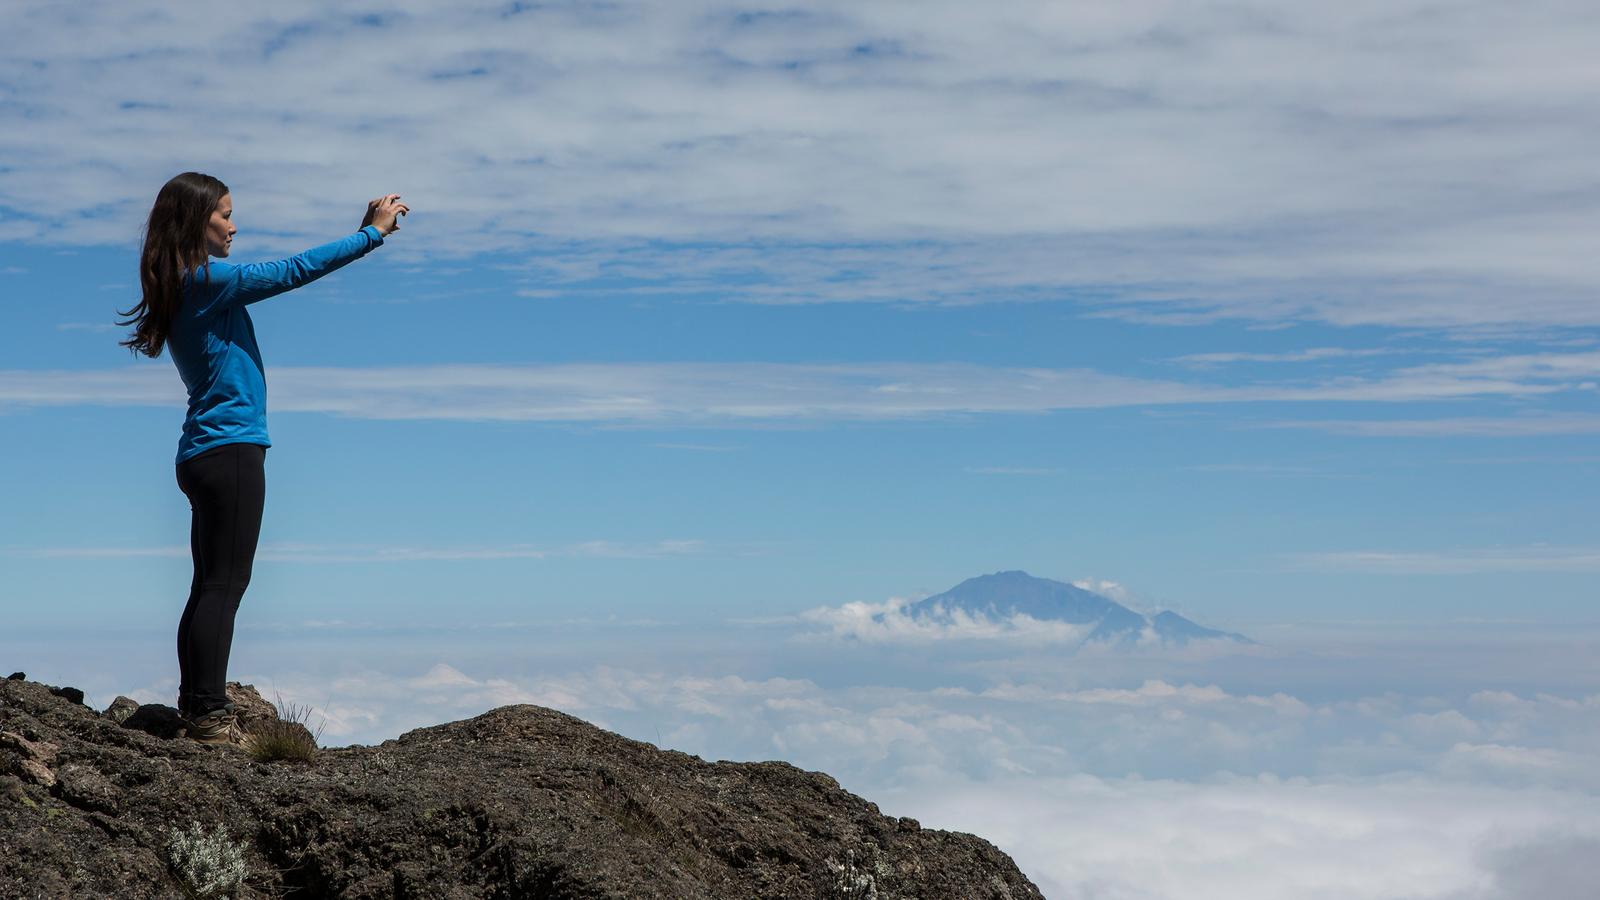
[226,227,384,306]
[204,195,409,309]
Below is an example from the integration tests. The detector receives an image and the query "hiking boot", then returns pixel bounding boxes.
[185,705,252,748]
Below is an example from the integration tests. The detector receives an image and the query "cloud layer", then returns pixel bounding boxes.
[151,638,1599,792]
[4,1,1599,328]
[24,617,1600,900]
[213,651,1600,899]
[887,774,1600,900]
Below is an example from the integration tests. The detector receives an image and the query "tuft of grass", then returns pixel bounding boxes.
[166,820,248,899]
[245,693,327,764]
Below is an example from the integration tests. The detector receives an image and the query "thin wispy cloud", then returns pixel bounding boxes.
[1444,455,1600,466]
[14,546,190,560]
[1284,546,1600,575]
[1404,351,1600,381]
[651,442,745,452]
[1269,414,1600,437]
[9,539,710,563]
[1181,463,1324,475]
[4,2,1600,329]
[1170,348,1398,367]
[260,616,675,634]
[1,355,1593,424]
[55,322,120,333]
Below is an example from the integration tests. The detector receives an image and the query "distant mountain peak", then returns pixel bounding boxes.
[905,571,1252,647]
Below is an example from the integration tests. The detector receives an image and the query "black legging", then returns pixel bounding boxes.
[175,442,266,718]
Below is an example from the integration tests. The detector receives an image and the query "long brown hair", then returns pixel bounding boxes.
[118,172,229,358]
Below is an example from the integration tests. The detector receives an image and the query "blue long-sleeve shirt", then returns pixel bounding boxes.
[169,225,384,464]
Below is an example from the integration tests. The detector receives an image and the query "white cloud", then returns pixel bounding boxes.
[1071,578,1138,606]
[797,595,1093,645]
[1439,742,1600,789]
[979,679,1312,718]
[1468,690,1600,714]
[3,2,1600,328]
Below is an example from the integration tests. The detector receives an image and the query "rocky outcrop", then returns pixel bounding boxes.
[0,676,1043,899]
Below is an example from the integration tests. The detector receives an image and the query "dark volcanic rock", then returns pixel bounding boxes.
[121,704,188,740]
[47,685,86,706]
[0,677,1044,899]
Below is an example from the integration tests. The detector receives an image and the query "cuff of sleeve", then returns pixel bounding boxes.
[361,225,385,244]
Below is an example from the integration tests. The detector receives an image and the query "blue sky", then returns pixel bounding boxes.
[3,3,1599,897]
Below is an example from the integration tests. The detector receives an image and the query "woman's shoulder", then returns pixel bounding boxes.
[178,262,247,315]
[183,261,241,289]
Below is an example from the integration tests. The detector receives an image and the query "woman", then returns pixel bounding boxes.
[119,172,408,745]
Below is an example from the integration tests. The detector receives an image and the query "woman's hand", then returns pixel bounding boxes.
[361,194,410,237]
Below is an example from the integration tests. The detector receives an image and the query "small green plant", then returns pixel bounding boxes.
[166,820,248,899]
[245,693,327,764]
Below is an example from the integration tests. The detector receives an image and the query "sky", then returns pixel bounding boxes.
[2,2,1598,897]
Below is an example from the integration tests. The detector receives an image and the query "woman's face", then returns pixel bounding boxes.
[205,193,236,258]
